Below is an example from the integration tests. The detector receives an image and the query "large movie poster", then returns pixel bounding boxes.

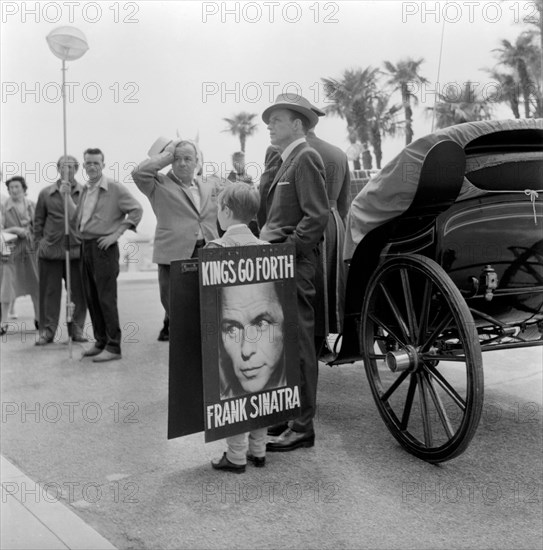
[199,244,300,442]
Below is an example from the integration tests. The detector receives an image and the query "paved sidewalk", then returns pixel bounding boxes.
[1,456,116,550]
[3,286,541,550]
[117,270,157,284]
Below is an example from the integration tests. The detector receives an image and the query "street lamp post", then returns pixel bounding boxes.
[46,26,89,358]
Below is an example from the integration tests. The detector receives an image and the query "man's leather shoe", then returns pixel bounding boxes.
[246,454,266,467]
[158,318,169,341]
[267,422,289,437]
[266,428,315,452]
[92,350,122,363]
[211,453,245,473]
[72,335,88,343]
[35,335,54,346]
[81,345,104,357]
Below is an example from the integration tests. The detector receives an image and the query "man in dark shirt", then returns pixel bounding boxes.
[226,152,253,185]
[34,155,87,345]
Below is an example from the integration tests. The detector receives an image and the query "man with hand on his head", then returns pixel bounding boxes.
[132,138,220,340]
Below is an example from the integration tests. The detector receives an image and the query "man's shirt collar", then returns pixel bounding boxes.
[281,137,306,163]
[170,171,197,188]
[50,180,82,195]
[86,174,107,191]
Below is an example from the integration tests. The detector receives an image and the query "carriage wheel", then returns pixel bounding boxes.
[361,254,483,462]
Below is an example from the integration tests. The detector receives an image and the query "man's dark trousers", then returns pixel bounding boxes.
[157,239,205,319]
[291,250,318,434]
[81,239,121,354]
[39,258,87,339]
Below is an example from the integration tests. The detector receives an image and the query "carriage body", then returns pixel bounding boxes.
[337,119,543,462]
[388,192,543,344]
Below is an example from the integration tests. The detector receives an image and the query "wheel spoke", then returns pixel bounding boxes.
[423,371,454,439]
[361,254,483,462]
[401,268,418,340]
[400,372,418,430]
[421,311,453,351]
[381,369,410,402]
[420,353,467,362]
[368,312,405,347]
[417,278,433,345]
[417,372,433,447]
[378,282,411,343]
[423,364,466,411]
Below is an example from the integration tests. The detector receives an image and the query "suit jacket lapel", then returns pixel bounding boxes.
[267,142,306,197]
[168,170,199,213]
[196,176,210,212]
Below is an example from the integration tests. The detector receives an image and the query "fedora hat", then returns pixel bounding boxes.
[148,136,172,157]
[262,93,319,128]
[311,105,326,117]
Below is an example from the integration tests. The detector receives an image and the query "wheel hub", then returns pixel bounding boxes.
[385,345,419,372]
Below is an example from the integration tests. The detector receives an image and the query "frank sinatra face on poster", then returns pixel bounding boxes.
[198,244,301,441]
[219,281,286,399]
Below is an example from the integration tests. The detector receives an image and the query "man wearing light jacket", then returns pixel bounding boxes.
[132,139,221,340]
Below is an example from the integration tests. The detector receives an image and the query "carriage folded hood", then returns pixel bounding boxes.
[344,119,543,261]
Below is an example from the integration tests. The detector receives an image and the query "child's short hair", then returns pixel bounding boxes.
[218,182,259,224]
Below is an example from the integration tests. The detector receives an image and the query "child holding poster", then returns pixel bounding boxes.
[208,183,270,473]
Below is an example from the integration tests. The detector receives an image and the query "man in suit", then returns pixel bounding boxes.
[132,139,220,333]
[259,110,351,356]
[260,94,329,452]
[306,112,351,353]
[256,146,281,230]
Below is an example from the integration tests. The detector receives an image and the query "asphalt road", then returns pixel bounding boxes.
[2,279,542,550]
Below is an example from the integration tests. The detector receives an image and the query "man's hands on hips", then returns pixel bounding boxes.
[97,233,120,250]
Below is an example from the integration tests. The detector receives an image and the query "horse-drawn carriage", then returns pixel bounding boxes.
[332,119,543,463]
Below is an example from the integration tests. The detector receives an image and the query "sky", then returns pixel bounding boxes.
[1,0,534,237]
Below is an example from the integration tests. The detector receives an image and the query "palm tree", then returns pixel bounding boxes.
[486,70,521,118]
[222,112,258,152]
[525,0,542,70]
[368,93,402,169]
[493,34,540,117]
[524,22,543,117]
[384,57,428,145]
[322,68,400,168]
[426,81,492,129]
[322,67,378,141]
